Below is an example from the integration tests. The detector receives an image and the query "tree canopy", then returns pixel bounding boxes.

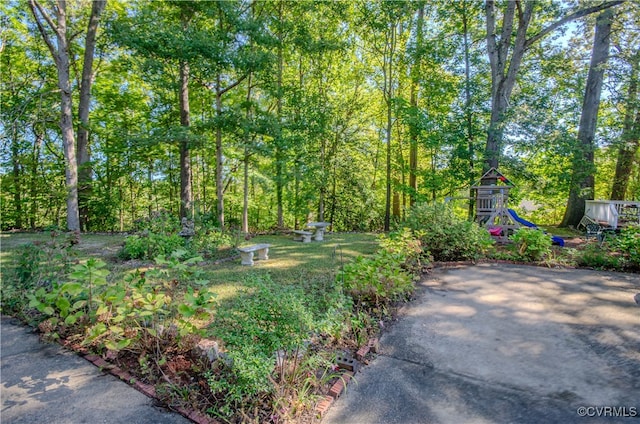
[2,0,638,232]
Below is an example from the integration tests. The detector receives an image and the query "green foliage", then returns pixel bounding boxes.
[509,228,553,261]
[23,250,213,354]
[340,253,414,306]
[339,229,424,307]
[134,210,181,234]
[576,244,621,270]
[208,274,315,412]
[403,203,494,261]
[189,229,235,259]
[118,233,185,260]
[213,275,313,358]
[378,228,429,274]
[26,258,109,337]
[613,225,640,268]
[1,233,76,317]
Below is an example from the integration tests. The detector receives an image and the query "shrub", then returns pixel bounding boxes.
[613,225,640,268]
[118,233,185,260]
[576,244,621,270]
[340,252,414,306]
[403,202,494,261]
[134,210,180,234]
[379,228,430,274]
[1,233,76,317]
[209,275,315,415]
[509,228,552,261]
[339,230,424,307]
[189,229,235,259]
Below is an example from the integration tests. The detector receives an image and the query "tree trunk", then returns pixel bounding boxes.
[383,20,396,232]
[242,74,252,234]
[11,123,22,229]
[77,0,106,231]
[409,4,424,207]
[318,138,326,222]
[611,51,639,200]
[30,127,43,229]
[28,0,85,232]
[561,9,613,227]
[462,0,475,219]
[179,61,192,219]
[611,110,640,200]
[215,75,224,230]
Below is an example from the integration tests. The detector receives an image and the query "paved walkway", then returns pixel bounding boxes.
[0,316,189,424]
[323,264,640,424]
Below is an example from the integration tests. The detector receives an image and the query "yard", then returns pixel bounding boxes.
[0,230,386,423]
[1,214,638,423]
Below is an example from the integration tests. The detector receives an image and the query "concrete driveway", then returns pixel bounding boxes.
[323,264,640,424]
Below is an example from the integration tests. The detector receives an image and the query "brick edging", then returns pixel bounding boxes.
[80,352,218,424]
[314,337,379,419]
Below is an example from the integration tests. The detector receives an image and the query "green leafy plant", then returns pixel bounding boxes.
[403,202,494,261]
[209,275,315,414]
[189,229,235,259]
[509,228,553,261]
[576,244,621,270]
[340,252,414,307]
[1,233,76,317]
[613,225,640,268]
[118,233,185,260]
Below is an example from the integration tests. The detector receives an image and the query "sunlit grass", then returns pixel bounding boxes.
[197,233,379,301]
[1,231,380,303]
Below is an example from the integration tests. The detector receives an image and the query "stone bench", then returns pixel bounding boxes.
[237,243,271,266]
[305,222,330,241]
[292,230,313,243]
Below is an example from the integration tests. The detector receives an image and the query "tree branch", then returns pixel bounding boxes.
[525,1,625,49]
[499,1,516,65]
[485,1,499,82]
[27,0,58,62]
[219,74,248,96]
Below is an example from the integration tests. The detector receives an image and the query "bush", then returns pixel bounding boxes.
[613,225,640,268]
[134,210,180,234]
[509,228,552,261]
[379,228,430,274]
[576,244,621,270]
[189,229,235,259]
[339,230,424,307]
[1,233,76,317]
[118,233,185,260]
[209,275,315,415]
[403,203,494,261]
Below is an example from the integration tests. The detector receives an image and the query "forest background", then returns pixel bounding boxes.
[2,0,639,234]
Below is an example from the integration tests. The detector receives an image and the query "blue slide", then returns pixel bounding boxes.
[507,209,565,246]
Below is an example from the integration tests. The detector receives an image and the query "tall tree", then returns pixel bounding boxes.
[408,3,424,207]
[610,9,640,200]
[28,0,80,231]
[484,0,623,173]
[561,9,614,227]
[77,0,106,230]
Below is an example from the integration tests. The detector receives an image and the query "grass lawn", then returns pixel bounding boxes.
[0,231,381,323]
[203,232,379,300]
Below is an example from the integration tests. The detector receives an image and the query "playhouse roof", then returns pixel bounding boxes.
[472,167,514,187]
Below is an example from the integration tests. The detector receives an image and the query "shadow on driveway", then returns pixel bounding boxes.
[323,264,640,424]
